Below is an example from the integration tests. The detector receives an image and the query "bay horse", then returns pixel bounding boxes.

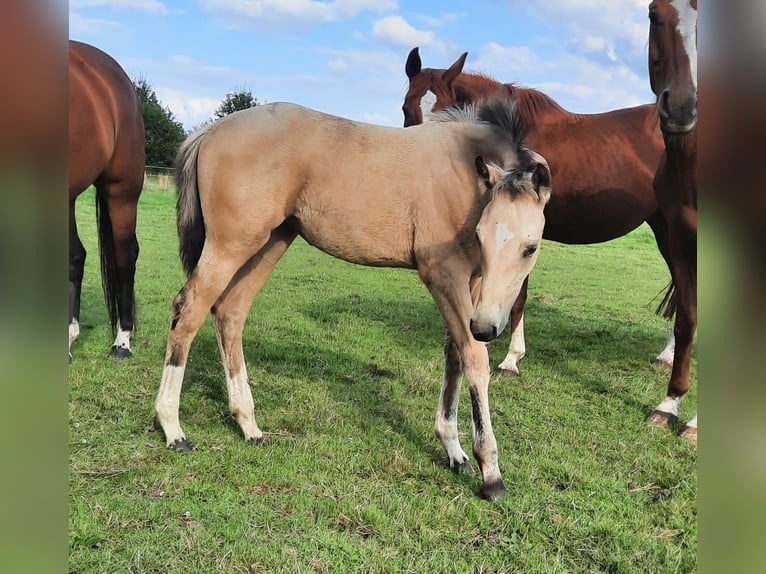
[646,0,697,442]
[69,41,145,360]
[154,100,552,501]
[403,47,675,377]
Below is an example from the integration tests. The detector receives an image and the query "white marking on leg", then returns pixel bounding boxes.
[112,322,132,351]
[498,314,525,374]
[225,365,262,442]
[155,364,187,446]
[69,319,80,351]
[655,395,682,417]
[686,414,697,428]
[420,90,436,123]
[672,0,697,91]
[655,333,675,367]
[435,382,470,466]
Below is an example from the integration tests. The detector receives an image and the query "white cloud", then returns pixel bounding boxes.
[155,87,220,129]
[508,0,648,62]
[70,0,168,16]
[372,16,446,53]
[199,0,396,30]
[69,11,124,35]
[471,43,539,76]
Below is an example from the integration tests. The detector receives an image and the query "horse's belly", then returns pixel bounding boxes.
[299,222,415,269]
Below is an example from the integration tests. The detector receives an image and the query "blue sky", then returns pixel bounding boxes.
[70,0,657,131]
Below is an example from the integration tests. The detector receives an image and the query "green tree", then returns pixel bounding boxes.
[214,88,260,119]
[133,76,186,168]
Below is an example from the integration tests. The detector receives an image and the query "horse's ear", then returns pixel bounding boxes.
[531,161,552,205]
[476,156,501,189]
[443,52,468,85]
[406,47,422,79]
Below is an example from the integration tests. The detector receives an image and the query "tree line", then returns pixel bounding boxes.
[134,77,260,168]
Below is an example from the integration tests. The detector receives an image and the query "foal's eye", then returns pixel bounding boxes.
[523,245,537,258]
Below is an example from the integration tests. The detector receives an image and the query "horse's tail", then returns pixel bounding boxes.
[95,191,131,334]
[175,124,213,276]
[656,280,677,320]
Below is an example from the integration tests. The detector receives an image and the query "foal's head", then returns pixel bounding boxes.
[403,47,468,127]
[470,154,551,342]
[648,0,698,134]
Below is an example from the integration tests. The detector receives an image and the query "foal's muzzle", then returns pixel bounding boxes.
[470,319,499,343]
[657,88,697,135]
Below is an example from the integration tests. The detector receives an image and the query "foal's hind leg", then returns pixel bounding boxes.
[211,224,298,444]
[155,243,260,451]
[498,276,528,377]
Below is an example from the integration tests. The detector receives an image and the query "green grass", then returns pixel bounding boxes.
[69,179,696,573]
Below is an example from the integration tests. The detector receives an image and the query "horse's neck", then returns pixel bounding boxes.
[454,76,505,103]
[507,86,571,125]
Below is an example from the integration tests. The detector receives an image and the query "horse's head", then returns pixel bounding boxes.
[648,0,698,135]
[470,153,551,342]
[403,47,467,127]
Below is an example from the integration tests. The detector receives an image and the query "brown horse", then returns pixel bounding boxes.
[69,41,145,360]
[646,0,697,442]
[154,100,551,500]
[403,47,675,377]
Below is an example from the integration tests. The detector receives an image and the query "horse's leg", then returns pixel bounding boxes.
[497,276,528,377]
[97,179,141,359]
[649,234,696,433]
[646,211,676,368]
[69,203,85,360]
[427,269,504,501]
[154,241,261,451]
[211,223,298,444]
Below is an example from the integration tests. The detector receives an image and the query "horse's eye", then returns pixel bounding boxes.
[523,244,537,258]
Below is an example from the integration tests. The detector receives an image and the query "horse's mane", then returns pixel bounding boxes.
[459,71,567,121]
[432,99,537,195]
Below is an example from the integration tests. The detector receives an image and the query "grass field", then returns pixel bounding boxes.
[69,179,696,573]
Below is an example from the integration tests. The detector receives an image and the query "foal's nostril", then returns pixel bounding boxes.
[657,89,670,120]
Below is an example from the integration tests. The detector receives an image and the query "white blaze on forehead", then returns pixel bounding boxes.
[672,0,697,92]
[494,223,515,252]
[420,90,436,123]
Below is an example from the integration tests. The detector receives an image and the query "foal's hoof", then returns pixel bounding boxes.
[680,426,697,445]
[247,436,265,446]
[480,478,506,502]
[450,459,475,476]
[653,357,673,370]
[498,367,519,378]
[110,346,133,360]
[169,438,193,452]
[648,410,678,428]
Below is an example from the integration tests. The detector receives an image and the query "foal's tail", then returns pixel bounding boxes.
[175,124,213,276]
[656,281,677,320]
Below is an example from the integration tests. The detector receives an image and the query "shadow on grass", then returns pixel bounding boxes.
[178,290,678,494]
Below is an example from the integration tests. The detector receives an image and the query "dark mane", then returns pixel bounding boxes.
[458,71,567,122]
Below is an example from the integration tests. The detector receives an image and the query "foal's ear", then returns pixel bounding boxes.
[475,156,501,189]
[406,47,422,79]
[531,161,552,205]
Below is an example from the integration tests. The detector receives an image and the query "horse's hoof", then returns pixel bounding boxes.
[169,438,193,452]
[680,426,697,444]
[498,367,519,378]
[68,352,73,364]
[110,346,133,360]
[648,410,678,428]
[247,436,265,446]
[480,478,506,502]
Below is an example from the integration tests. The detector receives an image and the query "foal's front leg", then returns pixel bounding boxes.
[429,273,505,501]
